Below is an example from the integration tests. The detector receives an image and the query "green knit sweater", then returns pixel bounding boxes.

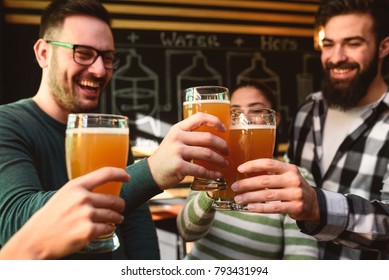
[177,191,319,259]
[0,98,162,259]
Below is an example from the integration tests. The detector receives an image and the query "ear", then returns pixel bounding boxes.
[379,36,389,59]
[33,39,50,68]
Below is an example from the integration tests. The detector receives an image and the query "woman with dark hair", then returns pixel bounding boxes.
[177,80,318,260]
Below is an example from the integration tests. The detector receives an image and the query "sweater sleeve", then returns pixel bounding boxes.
[120,158,162,216]
[176,190,216,242]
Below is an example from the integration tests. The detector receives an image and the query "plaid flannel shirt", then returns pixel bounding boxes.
[287,91,389,259]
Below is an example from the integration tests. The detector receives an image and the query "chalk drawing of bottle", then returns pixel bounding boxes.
[237,53,281,107]
[111,49,161,137]
[176,51,222,120]
[296,53,315,105]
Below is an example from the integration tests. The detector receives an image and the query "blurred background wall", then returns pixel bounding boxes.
[1,0,326,146]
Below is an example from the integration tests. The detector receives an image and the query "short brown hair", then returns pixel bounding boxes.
[39,0,111,39]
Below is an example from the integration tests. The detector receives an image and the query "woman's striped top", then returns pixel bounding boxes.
[177,191,318,260]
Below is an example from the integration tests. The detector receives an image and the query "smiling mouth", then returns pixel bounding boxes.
[78,79,100,91]
[332,68,353,74]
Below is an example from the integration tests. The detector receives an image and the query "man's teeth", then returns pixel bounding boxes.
[79,80,99,88]
[332,68,352,74]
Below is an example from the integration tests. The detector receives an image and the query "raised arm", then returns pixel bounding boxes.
[177,191,216,242]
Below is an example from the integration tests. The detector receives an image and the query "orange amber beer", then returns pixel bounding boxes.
[183,100,230,173]
[66,127,129,196]
[65,113,129,253]
[212,109,276,210]
[183,86,230,191]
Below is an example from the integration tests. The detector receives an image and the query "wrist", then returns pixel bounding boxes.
[206,191,214,199]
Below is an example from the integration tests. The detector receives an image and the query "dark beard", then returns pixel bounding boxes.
[322,54,379,110]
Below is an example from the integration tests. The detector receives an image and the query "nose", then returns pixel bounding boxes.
[88,55,107,77]
[328,45,347,65]
[243,108,251,115]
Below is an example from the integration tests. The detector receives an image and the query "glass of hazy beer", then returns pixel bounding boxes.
[212,107,276,210]
[183,86,230,191]
[65,113,129,253]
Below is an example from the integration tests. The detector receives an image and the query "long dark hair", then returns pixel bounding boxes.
[231,80,278,111]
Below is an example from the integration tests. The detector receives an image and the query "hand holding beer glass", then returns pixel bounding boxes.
[212,108,276,210]
[65,113,129,253]
[183,86,230,191]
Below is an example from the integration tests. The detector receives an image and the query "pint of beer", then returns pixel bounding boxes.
[183,86,230,191]
[66,128,129,196]
[183,100,230,174]
[65,113,129,252]
[212,108,276,210]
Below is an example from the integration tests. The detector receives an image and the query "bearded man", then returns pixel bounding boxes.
[229,0,389,260]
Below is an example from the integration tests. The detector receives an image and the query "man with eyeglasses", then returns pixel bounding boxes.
[0,0,228,260]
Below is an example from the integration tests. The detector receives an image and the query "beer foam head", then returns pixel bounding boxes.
[66,127,129,134]
[183,100,230,106]
[229,124,276,130]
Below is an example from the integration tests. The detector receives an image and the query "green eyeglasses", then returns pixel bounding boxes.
[46,40,120,70]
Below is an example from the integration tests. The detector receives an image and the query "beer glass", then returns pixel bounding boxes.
[183,86,230,191]
[65,113,129,253]
[212,108,276,210]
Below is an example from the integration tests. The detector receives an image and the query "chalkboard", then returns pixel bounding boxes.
[1,0,324,148]
[103,30,322,146]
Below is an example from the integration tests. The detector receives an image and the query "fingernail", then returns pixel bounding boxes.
[231,182,238,191]
[234,195,242,203]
